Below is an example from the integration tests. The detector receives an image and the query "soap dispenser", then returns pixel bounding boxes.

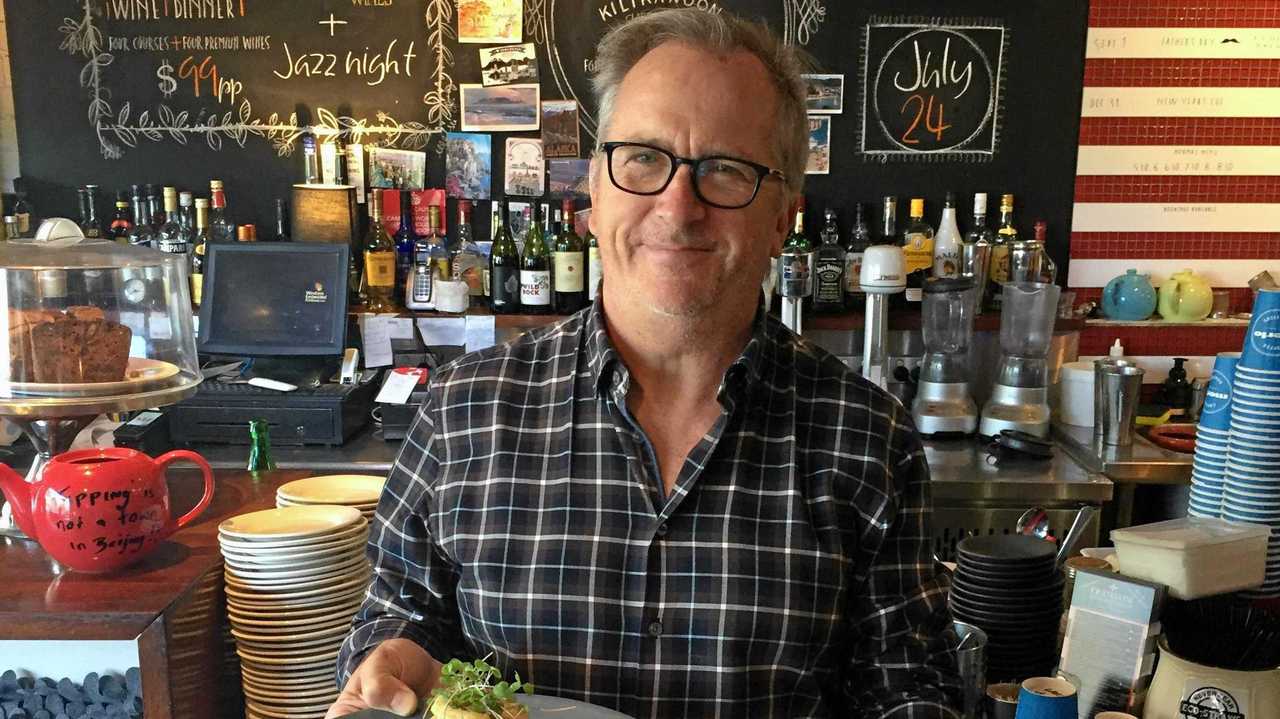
[1161,357,1192,416]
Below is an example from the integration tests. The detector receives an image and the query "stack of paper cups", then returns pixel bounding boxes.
[1189,352,1238,519]
[1225,288,1280,597]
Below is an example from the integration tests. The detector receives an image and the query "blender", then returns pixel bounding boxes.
[913,277,978,437]
[979,281,1062,438]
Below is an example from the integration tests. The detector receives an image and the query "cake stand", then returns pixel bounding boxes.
[0,372,200,539]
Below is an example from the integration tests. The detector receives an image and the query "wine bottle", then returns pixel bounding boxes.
[844,203,871,306]
[553,198,587,314]
[394,191,418,305]
[778,198,813,307]
[272,198,290,242]
[362,189,398,313]
[451,200,485,298]
[520,203,553,314]
[191,198,209,307]
[489,198,521,314]
[108,193,133,244]
[208,180,236,244]
[988,193,1018,312]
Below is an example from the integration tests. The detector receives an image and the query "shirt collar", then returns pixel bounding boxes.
[585,300,769,406]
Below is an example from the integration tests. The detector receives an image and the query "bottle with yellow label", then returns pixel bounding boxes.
[362,189,398,312]
[899,198,934,303]
[190,198,209,308]
[987,193,1019,312]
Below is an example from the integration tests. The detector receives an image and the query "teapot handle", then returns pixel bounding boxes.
[156,450,216,536]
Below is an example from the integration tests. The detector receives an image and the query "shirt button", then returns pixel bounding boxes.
[656,523,668,537]
[647,620,663,637]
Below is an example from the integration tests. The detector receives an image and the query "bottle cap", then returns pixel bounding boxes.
[115,201,129,208]
[237,224,255,241]
[910,198,924,216]
[179,191,193,205]
[974,192,988,214]
[194,198,209,208]
[163,186,177,197]
[210,180,224,190]
[1110,339,1125,358]
[1001,193,1015,207]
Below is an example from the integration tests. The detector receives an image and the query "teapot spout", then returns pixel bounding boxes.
[0,463,34,537]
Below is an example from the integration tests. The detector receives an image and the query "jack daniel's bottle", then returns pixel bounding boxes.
[812,207,845,313]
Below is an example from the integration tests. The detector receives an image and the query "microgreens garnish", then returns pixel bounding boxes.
[426,655,535,719]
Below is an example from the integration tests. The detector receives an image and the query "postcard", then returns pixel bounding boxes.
[806,116,831,175]
[460,84,541,132]
[505,138,545,197]
[548,158,590,197]
[368,146,427,189]
[803,73,844,114]
[445,132,493,200]
[480,43,539,87]
[458,0,523,44]
[541,100,581,158]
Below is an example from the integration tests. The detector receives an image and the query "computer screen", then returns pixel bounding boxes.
[198,243,349,356]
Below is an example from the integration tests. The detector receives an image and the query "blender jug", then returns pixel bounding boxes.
[980,281,1062,438]
[913,277,979,437]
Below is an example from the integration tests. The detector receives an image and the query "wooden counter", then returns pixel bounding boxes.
[0,470,313,719]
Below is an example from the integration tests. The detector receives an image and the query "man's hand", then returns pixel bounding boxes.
[326,639,443,719]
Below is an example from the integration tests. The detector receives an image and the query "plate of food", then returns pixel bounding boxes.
[340,657,634,719]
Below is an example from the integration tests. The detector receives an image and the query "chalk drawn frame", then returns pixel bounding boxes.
[58,0,458,160]
[858,18,1009,163]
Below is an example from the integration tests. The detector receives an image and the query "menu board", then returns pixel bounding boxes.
[6,0,1089,268]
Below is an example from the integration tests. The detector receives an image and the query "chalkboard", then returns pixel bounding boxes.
[4,0,1088,276]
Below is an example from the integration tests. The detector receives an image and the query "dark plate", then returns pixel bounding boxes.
[957,535,1057,564]
[951,607,1061,630]
[949,596,1062,621]
[948,579,1065,607]
[954,562,1059,583]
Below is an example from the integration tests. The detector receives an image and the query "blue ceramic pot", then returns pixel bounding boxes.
[1102,269,1157,321]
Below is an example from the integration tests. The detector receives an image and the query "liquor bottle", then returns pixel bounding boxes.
[586,228,602,302]
[520,203,553,314]
[77,185,103,239]
[988,193,1018,312]
[208,180,236,244]
[451,200,485,298]
[1033,220,1058,285]
[12,190,33,238]
[107,193,133,243]
[553,198,587,314]
[778,199,813,307]
[812,206,845,313]
[362,190,398,313]
[156,188,183,254]
[126,186,154,247]
[191,198,209,307]
[272,198,290,242]
[490,199,521,314]
[932,192,962,279]
[880,196,898,244]
[844,203,871,306]
[300,131,320,184]
[900,198,934,303]
[393,191,418,305]
[155,187,176,232]
[965,193,996,308]
[406,205,450,311]
[246,419,276,472]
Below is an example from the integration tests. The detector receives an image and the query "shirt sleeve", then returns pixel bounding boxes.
[845,405,963,718]
[335,387,470,686]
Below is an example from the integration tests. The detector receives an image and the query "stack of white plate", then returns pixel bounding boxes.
[275,474,385,521]
[218,506,371,719]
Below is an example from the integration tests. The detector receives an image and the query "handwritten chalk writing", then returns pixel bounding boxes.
[352,0,395,5]
[176,55,243,105]
[273,41,416,86]
[106,0,247,21]
[74,488,131,510]
[596,0,723,23]
[94,534,149,555]
[892,36,974,100]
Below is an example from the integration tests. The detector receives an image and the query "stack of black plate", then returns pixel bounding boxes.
[950,534,1064,682]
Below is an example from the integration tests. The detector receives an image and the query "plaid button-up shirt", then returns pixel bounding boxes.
[337,302,960,718]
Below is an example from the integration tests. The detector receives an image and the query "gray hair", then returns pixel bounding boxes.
[591,8,811,195]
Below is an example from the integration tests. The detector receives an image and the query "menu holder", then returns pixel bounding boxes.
[1059,568,1166,718]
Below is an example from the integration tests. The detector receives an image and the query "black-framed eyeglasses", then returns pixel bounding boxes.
[598,141,787,210]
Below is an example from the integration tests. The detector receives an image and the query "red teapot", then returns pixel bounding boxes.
[0,447,215,573]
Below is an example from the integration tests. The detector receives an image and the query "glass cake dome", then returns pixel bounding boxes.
[0,238,201,411]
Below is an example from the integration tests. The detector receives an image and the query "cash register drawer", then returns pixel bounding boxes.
[168,383,375,446]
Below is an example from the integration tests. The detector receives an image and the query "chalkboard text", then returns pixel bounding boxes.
[892,36,975,100]
[273,40,417,87]
[105,0,248,22]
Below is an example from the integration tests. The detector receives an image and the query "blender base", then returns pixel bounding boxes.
[979,384,1051,439]
[912,381,978,436]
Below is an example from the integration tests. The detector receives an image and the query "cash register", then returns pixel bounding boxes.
[167,242,376,446]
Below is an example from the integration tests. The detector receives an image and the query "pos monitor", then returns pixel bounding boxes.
[198,242,349,357]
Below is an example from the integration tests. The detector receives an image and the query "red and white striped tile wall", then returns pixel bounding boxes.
[1068,0,1280,379]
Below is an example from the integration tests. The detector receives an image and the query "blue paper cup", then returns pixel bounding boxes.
[1242,290,1280,369]
[1199,353,1242,431]
[1014,677,1078,719]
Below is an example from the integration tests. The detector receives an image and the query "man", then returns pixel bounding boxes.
[329,9,960,718]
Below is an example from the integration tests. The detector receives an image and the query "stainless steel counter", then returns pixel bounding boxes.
[1053,423,1192,485]
[193,428,1113,506]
